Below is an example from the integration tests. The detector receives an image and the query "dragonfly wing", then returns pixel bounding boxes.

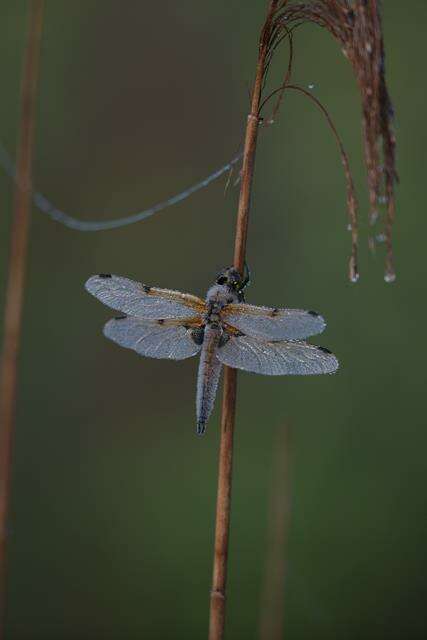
[86,274,205,319]
[217,333,338,375]
[221,303,326,340]
[104,316,202,360]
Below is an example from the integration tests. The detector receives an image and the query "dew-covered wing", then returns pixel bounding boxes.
[221,303,326,340]
[85,274,205,319]
[217,334,338,375]
[103,316,202,360]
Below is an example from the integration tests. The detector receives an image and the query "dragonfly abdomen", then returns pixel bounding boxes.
[196,324,222,436]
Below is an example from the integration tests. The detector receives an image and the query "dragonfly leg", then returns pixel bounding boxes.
[242,261,251,289]
[236,261,251,302]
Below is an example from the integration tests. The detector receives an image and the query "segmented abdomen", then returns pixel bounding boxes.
[196,324,223,434]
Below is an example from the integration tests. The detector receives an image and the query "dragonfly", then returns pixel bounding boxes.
[85,266,339,435]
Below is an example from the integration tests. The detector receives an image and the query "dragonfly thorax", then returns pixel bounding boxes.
[205,283,239,323]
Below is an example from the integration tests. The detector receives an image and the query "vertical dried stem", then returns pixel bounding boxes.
[208,3,279,639]
[258,424,292,640]
[0,1,44,631]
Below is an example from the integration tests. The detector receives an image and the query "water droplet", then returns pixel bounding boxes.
[308,83,315,90]
[346,223,352,232]
[378,195,387,205]
[384,270,396,284]
[348,256,359,283]
[375,233,386,243]
[369,210,379,225]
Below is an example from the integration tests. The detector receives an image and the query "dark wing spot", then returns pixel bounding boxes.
[142,284,151,293]
[218,333,230,348]
[157,319,165,325]
[190,327,205,345]
[114,315,127,320]
[270,308,279,317]
[221,326,244,341]
[317,346,332,354]
[99,273,111,278]
[307,310,319,317]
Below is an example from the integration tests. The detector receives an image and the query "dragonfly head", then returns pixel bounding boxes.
[215,265,250,300]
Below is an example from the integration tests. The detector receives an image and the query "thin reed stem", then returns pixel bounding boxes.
[0,1,44,631]
[208,3,279,639]
[259,424,292,640]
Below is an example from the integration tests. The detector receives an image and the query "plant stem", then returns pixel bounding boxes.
[208,3,278,639]
[0,1,44,631]
[258,424,292,640]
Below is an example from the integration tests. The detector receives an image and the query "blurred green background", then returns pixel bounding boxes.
[0,1,425,638]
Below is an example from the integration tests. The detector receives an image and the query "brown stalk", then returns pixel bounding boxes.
[208,3,279,639]
[0,0,44,631]
[259,424,292,640]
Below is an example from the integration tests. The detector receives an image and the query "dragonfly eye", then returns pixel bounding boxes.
[217,276,228,285]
